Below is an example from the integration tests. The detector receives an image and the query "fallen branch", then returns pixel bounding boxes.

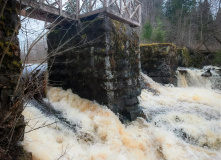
[25,121,57,133]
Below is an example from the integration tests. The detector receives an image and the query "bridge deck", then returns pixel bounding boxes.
[16,0,141,26]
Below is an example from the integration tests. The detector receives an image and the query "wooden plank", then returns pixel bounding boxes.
[138,5,141,23]
[134,0,141,4]
[45,0,51,5]
[130,4,139,19]
[18,9,58,23]
[16,0,76,21]
[106,9,140,26]
[79,0,86,13]
[78,7,105,19]
[76,0,79,18]
[122,0,130,16]
[91,0,97,10]
[104,0,108,8]
[62,1,68,7]
[67,0,76,13]
[50,2,58,7]
[89,0,92,11]
[120,0,122,14]
[59,0,62,15]
[39,0,43,8]
[17,0,59,15]
[109,0,116,6]
[114,1,121,14]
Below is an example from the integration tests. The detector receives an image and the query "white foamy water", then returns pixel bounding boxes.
[177,66,221,90]
[22,73,221,160]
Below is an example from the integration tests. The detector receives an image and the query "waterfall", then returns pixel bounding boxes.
[177,66,221,90]
[21,69,221,160]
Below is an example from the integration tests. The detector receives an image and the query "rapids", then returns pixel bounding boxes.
[22,71,221,160]
[177,66,221,90]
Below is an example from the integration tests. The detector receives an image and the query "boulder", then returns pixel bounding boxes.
[140,43,178,85]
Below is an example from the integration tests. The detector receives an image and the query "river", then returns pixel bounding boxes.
[22,67,221,160]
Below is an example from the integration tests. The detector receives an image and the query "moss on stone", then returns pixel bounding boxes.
[100,48,106,52]
[140,43,178,84]
[0,41,4,49]
[12,60,22,68]
[140,43,177,56]
[0,1,25,159]
[81,34,87,39]
[111,19,126,32]
[110,19,128,59]
[180,47,192,67]
[10,43,18,51]
[140,43,176,48]
[6,50,13,57]
[51,29,59,34]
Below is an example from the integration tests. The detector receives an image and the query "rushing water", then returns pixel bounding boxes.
[177,66,221,90]
[22,70,221,160]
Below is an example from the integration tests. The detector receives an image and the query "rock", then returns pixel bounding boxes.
[177,67,188,74]
[177,47,219,68]
[124,97,139,106]
[0,0,28,159]
[48,15,142,121]
[140,43,178,85]
[125,106,147,121]
[201,69,212,77]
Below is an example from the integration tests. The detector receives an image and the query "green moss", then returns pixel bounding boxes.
[51,29,59,34]
[10,43,18,51]
[140,43,176,48]
[12,60,22,68]
[6,50,13,57]
[121,44,125,50]
[81,34,87,39]
[180,47,192,67]
[110,20,127,56]
[140,43,177,57]
[100,48,106,52]
[6,30,12,37]
[111,19,126,32]
[0,41,4,48]
[212,50,221,65]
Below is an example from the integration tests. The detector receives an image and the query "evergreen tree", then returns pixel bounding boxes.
[142,18,165,43]
[142,21,153,41]
[153,18,166,43]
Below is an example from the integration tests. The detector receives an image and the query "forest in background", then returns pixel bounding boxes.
[19,0,221,63]
[140,0,221,51]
